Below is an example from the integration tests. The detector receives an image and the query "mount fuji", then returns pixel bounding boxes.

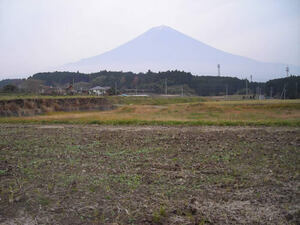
[60,25,300,81]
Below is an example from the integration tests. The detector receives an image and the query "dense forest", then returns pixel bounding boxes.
[265,76,299,99]
[1,70,299,98]
[29,70,264,96]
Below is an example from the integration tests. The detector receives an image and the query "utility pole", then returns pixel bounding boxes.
[245,78,248,96]
[181,86,183,97]
[249,75,253,97]
[270,87,273,99]
[280,84,286,100]
[225,84,228,100]
[217,64,221,76]
[259,86,262,97]
[115,82,117,95]
[286,66,289,77]
[136,83,138,95]
[165,78,168,95]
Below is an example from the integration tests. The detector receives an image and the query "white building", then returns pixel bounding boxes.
[89,86,111,95]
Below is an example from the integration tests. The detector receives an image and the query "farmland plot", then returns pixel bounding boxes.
[0,125,299,224]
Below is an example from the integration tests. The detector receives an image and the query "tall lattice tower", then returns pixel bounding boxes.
[217,64,220,76]
[286,66,289,77]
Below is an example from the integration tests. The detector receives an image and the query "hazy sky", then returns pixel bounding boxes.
[0,0,299,79]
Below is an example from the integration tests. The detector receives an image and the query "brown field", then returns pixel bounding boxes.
[0,124,299,224]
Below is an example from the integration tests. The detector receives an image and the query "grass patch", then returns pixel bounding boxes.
[107,96,204,105]
[0,118,299,127]
[0,98,299,127]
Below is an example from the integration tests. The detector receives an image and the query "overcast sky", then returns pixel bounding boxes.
[0,0,299,79]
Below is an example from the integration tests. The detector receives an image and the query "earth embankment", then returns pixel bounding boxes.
[0,97,113,116]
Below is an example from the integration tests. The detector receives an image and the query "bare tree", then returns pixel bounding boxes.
[20,79,44,93]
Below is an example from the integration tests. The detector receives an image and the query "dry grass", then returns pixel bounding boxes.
[1,99,299,126]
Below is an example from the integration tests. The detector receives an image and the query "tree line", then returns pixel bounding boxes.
[1,70,299,98]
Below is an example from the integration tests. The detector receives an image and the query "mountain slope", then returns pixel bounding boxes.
[60,25,300,81]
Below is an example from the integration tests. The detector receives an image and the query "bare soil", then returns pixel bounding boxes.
[0,124,299,224]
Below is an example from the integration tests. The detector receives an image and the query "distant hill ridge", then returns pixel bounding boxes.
[1,70,299,98]
[59,25,300,81]
[28,70,300,98]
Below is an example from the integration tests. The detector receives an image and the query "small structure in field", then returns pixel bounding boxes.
[89,86,111,96]
[40,85,64,95]
[65,84,76,95]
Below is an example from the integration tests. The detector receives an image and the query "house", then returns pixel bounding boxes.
[38,85,66,95]
[89,86,111,95]
[65,84,76,95]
